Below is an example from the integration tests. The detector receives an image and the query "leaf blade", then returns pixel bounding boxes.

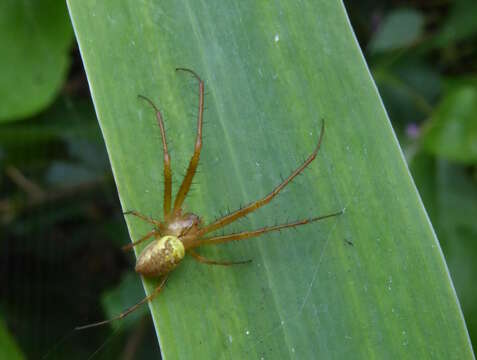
[67,1,474,358]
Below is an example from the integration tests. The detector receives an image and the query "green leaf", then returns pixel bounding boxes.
[67,1,474,359]
[0,318,25,360]
[410,153,477,347]
[0,0,73,122]
[369,8,424,53]
[372,58,441,123]
[432,0,477,48]
[422,85,477,164]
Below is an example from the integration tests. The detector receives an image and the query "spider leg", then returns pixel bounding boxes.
[193,210,343,247]
[197,120,326,237]
[138,95,172,217]
[188,249,252,266]
[124,210,161,227]
[75,276,168,330]
[172,68,204,214]
[122,229,157,252]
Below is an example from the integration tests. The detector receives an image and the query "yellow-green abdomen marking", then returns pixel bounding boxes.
[135,235,185,277]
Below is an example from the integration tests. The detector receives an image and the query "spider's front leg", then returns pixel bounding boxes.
[197,120,327,237]
[172,68,205,215]
[137,95,172,217]
[193,210,343,247]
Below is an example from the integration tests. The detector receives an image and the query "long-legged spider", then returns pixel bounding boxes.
[76,68,342,330]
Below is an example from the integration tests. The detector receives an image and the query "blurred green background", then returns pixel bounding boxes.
[1,1,476,358]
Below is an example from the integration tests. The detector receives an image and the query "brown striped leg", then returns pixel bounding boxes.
[172,68,204,214]
[75,276,168,330]
[197,121,326,237]
[138,95,172,217]
[194,210,343,247]
[188,249,251,266]
[122,230,157,252]
[124,210,161,227]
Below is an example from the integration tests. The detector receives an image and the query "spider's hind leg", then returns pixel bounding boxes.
[75,275,168,330]
[188,249,252,266]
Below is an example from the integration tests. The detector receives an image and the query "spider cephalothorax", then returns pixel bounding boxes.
[76,68,342,330]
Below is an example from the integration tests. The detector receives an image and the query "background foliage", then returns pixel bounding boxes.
[1,0,476,358]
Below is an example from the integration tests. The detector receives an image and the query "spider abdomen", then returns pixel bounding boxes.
[135,235,185,277]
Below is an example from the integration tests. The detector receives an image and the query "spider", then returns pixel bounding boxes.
[76,68,342,330]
